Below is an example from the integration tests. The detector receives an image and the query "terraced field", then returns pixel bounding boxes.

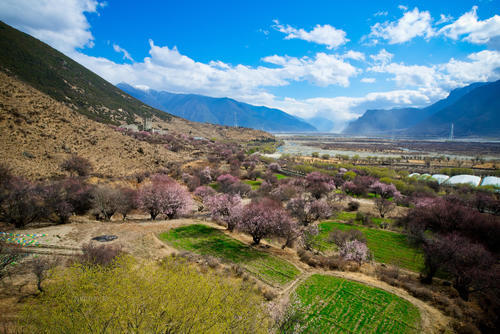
[315,222,424,272]
[159,224,300,286]
[295,274,421,333]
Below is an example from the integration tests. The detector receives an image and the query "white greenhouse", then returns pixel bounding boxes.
[431,174,450,184]
[445,175,482,187]
[481,176,500,188]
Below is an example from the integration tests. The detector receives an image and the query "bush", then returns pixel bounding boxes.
[60,155,92,177]
[79,243,123,266]
[1,177,46,228]
[329,229,366,247]
[347,200,360,211]
[21,256,269,333]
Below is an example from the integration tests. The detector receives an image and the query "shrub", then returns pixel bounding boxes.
[346,200,360,211]
[1,177,46,228]
[138,175,193,220]
[60,155,92,177]
[21,256,269,333]
[79,243,123,266]
[328,229,366,247]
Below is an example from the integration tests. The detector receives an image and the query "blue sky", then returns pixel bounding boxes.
[1,0,500,131]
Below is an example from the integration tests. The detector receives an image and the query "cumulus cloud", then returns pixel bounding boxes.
[369,7,435,44]
[343,51,365,61]
[113,44,134,62]
[438,6,500,44]
[370,49,394,65]
[272,20,348,49]
[0,0,102,53]
[368,50,500,90]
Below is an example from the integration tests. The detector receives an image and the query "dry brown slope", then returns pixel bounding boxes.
[0,71,186,179]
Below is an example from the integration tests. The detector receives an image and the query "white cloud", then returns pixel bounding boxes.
[0,0,102,53]
[374,11,388,17]
[361,77,376,83]
[436,14,453,25]
[439,50,500,87]
[398,5,408,11]
[369,7,435,44]
[113,44,134,62]
[270,88,443,132]
[272,20,348,49]
[369,62,439,87]
[439,6,500,44]
[370,49,394,65]
[368,50,500,90]
[343,50,365,61]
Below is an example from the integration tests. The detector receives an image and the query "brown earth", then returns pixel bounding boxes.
[0,71,272,179]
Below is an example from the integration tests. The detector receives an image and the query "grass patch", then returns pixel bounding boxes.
[274,173,288,180]
[335,211,358,221]
[315,222,424,272]
[159,224,300,286]
[294,274,421,333]
[243,179,262,190]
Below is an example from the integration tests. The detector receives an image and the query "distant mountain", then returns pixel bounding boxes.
[407,80,500,137]
[342,82,490,137]
[117,83,317,132]
[304,116,335,132]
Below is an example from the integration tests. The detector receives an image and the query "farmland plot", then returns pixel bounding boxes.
[294,274,421,334]
[159,224,300,286]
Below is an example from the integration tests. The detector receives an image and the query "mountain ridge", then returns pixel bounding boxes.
[342,81,495,137]
[117,83,317,132]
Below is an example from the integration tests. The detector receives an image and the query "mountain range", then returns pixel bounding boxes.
[343,81,499,138]
[117,83,317,132]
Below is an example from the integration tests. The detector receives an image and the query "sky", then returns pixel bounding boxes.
[1,0,500,132]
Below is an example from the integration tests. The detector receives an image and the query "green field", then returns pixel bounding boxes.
[159,224,300,286]
[243,179,262,190]
[274,173,288,180]
[294,274,421,333]
[316,222,424,272]
[332,211,393,229]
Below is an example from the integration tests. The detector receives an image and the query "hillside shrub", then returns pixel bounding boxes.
[60,155,92,177]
